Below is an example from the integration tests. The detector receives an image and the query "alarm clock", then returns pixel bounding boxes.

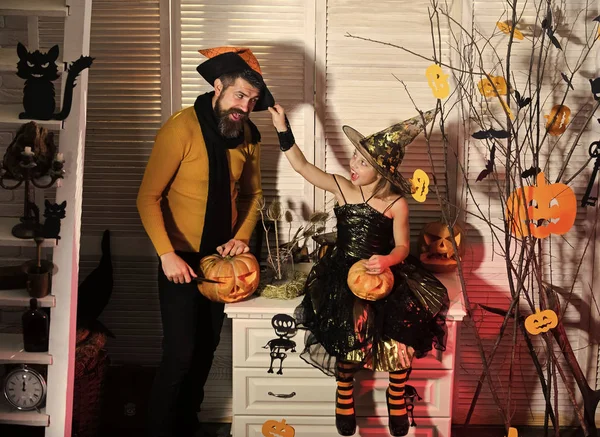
[3,365,47,411]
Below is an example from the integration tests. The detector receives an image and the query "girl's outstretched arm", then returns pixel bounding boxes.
[269,104,340,194]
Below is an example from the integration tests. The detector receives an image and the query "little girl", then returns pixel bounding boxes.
[268,105,449,437]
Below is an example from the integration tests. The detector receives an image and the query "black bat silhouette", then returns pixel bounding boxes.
[515,90,532,109]
[472,129,510,140]
[476,145,496,182]
[521,166,541,178]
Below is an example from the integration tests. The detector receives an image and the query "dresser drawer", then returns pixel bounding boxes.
[232,319,458,371]
[354,369,453,417]
[232,318,316,370]
[232,368,335,417]
[232,415,451,437]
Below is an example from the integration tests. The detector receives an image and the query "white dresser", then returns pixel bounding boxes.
[224,272,466,437]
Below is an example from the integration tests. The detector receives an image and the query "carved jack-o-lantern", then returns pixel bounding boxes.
[418,221,464,273]
[425,64,450,100]
[524,309,558,335]
[198,253,260,303]
[478,75,508,97]
[506,172,576,239]
[347,260,394,301]
[545,104,570,136]
[261,419,295,437]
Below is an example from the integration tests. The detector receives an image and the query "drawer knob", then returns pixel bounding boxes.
[268,391,296,399]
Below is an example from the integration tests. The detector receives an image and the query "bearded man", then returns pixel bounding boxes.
[137,47,272,437]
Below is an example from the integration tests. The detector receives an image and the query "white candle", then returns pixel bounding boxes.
[56,152,64,162]
[23,146,34,156]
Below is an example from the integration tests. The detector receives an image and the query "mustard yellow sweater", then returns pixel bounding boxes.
[136,106,262,256]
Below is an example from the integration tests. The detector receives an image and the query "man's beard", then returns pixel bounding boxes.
[214,95,249,138]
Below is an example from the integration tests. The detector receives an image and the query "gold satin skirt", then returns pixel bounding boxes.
[343,339,413,372]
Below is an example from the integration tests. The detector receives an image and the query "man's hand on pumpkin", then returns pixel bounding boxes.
[364,255,389,274]
[160,251,197,284]
[217,239,250,257]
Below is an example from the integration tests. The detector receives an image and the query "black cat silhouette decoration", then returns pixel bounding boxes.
[263,314,297,375]
[42,200,66,242]
[16,43,94,121]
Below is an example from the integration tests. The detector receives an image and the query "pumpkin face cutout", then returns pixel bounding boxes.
[262,419,295,437]
[418,221,464,272]
[347,260,394,301]
[425,64,450,99]
[410,168,430,202]
[524,309,558,335]
[545,104,571,136]
[478,76,508,97]
[198,253,260,303]
[506,172,576,239]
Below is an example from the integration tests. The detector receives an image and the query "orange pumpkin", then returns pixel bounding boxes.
[478,75,508,97]
[262,419,295,437]
[524,309,558,335]
[545,105,570,136]
[418,221,464,272]
[198,253,260,303]
[506,172,576,239]
[347,260,394,301]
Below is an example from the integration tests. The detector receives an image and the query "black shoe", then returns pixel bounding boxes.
[335,386,356,436]
[386,387,410,436]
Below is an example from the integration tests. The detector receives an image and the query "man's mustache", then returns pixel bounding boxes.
[223,108,248,119]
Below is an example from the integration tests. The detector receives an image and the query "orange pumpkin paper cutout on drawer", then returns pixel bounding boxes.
[525,309,558,335]
[262,419,295,437]
[425,64,450,99]
[506,172,576,239]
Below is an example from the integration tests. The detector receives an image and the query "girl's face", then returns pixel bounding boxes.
[349,150,379,186]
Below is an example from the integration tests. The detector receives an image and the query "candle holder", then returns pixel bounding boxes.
[0,149,65,239]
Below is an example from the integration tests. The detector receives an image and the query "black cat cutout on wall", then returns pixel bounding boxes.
[42,200,66,242]
[16,43,94,121]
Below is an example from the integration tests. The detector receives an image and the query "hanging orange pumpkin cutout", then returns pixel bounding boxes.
[410,168,430,202]
[198,252,260,303]
[418,221,464,272]
[545,105,571,136]
[506,172,576,239]
[347,260,394,301]
[506,427,519,437]
[425,64,450,99]
[496,21,524,40]
[262,419,295,437]
[524,309,558,335]
[478,76,508,97]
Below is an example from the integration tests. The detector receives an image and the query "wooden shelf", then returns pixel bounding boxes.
[0,105,63,130]
[0,218,56,248]
[0,290,55,308]
[0,334,52,365]
[0,396,49,427]
[0,0,68,17]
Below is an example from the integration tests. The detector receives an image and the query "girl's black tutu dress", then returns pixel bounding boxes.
[295,198,450,376]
